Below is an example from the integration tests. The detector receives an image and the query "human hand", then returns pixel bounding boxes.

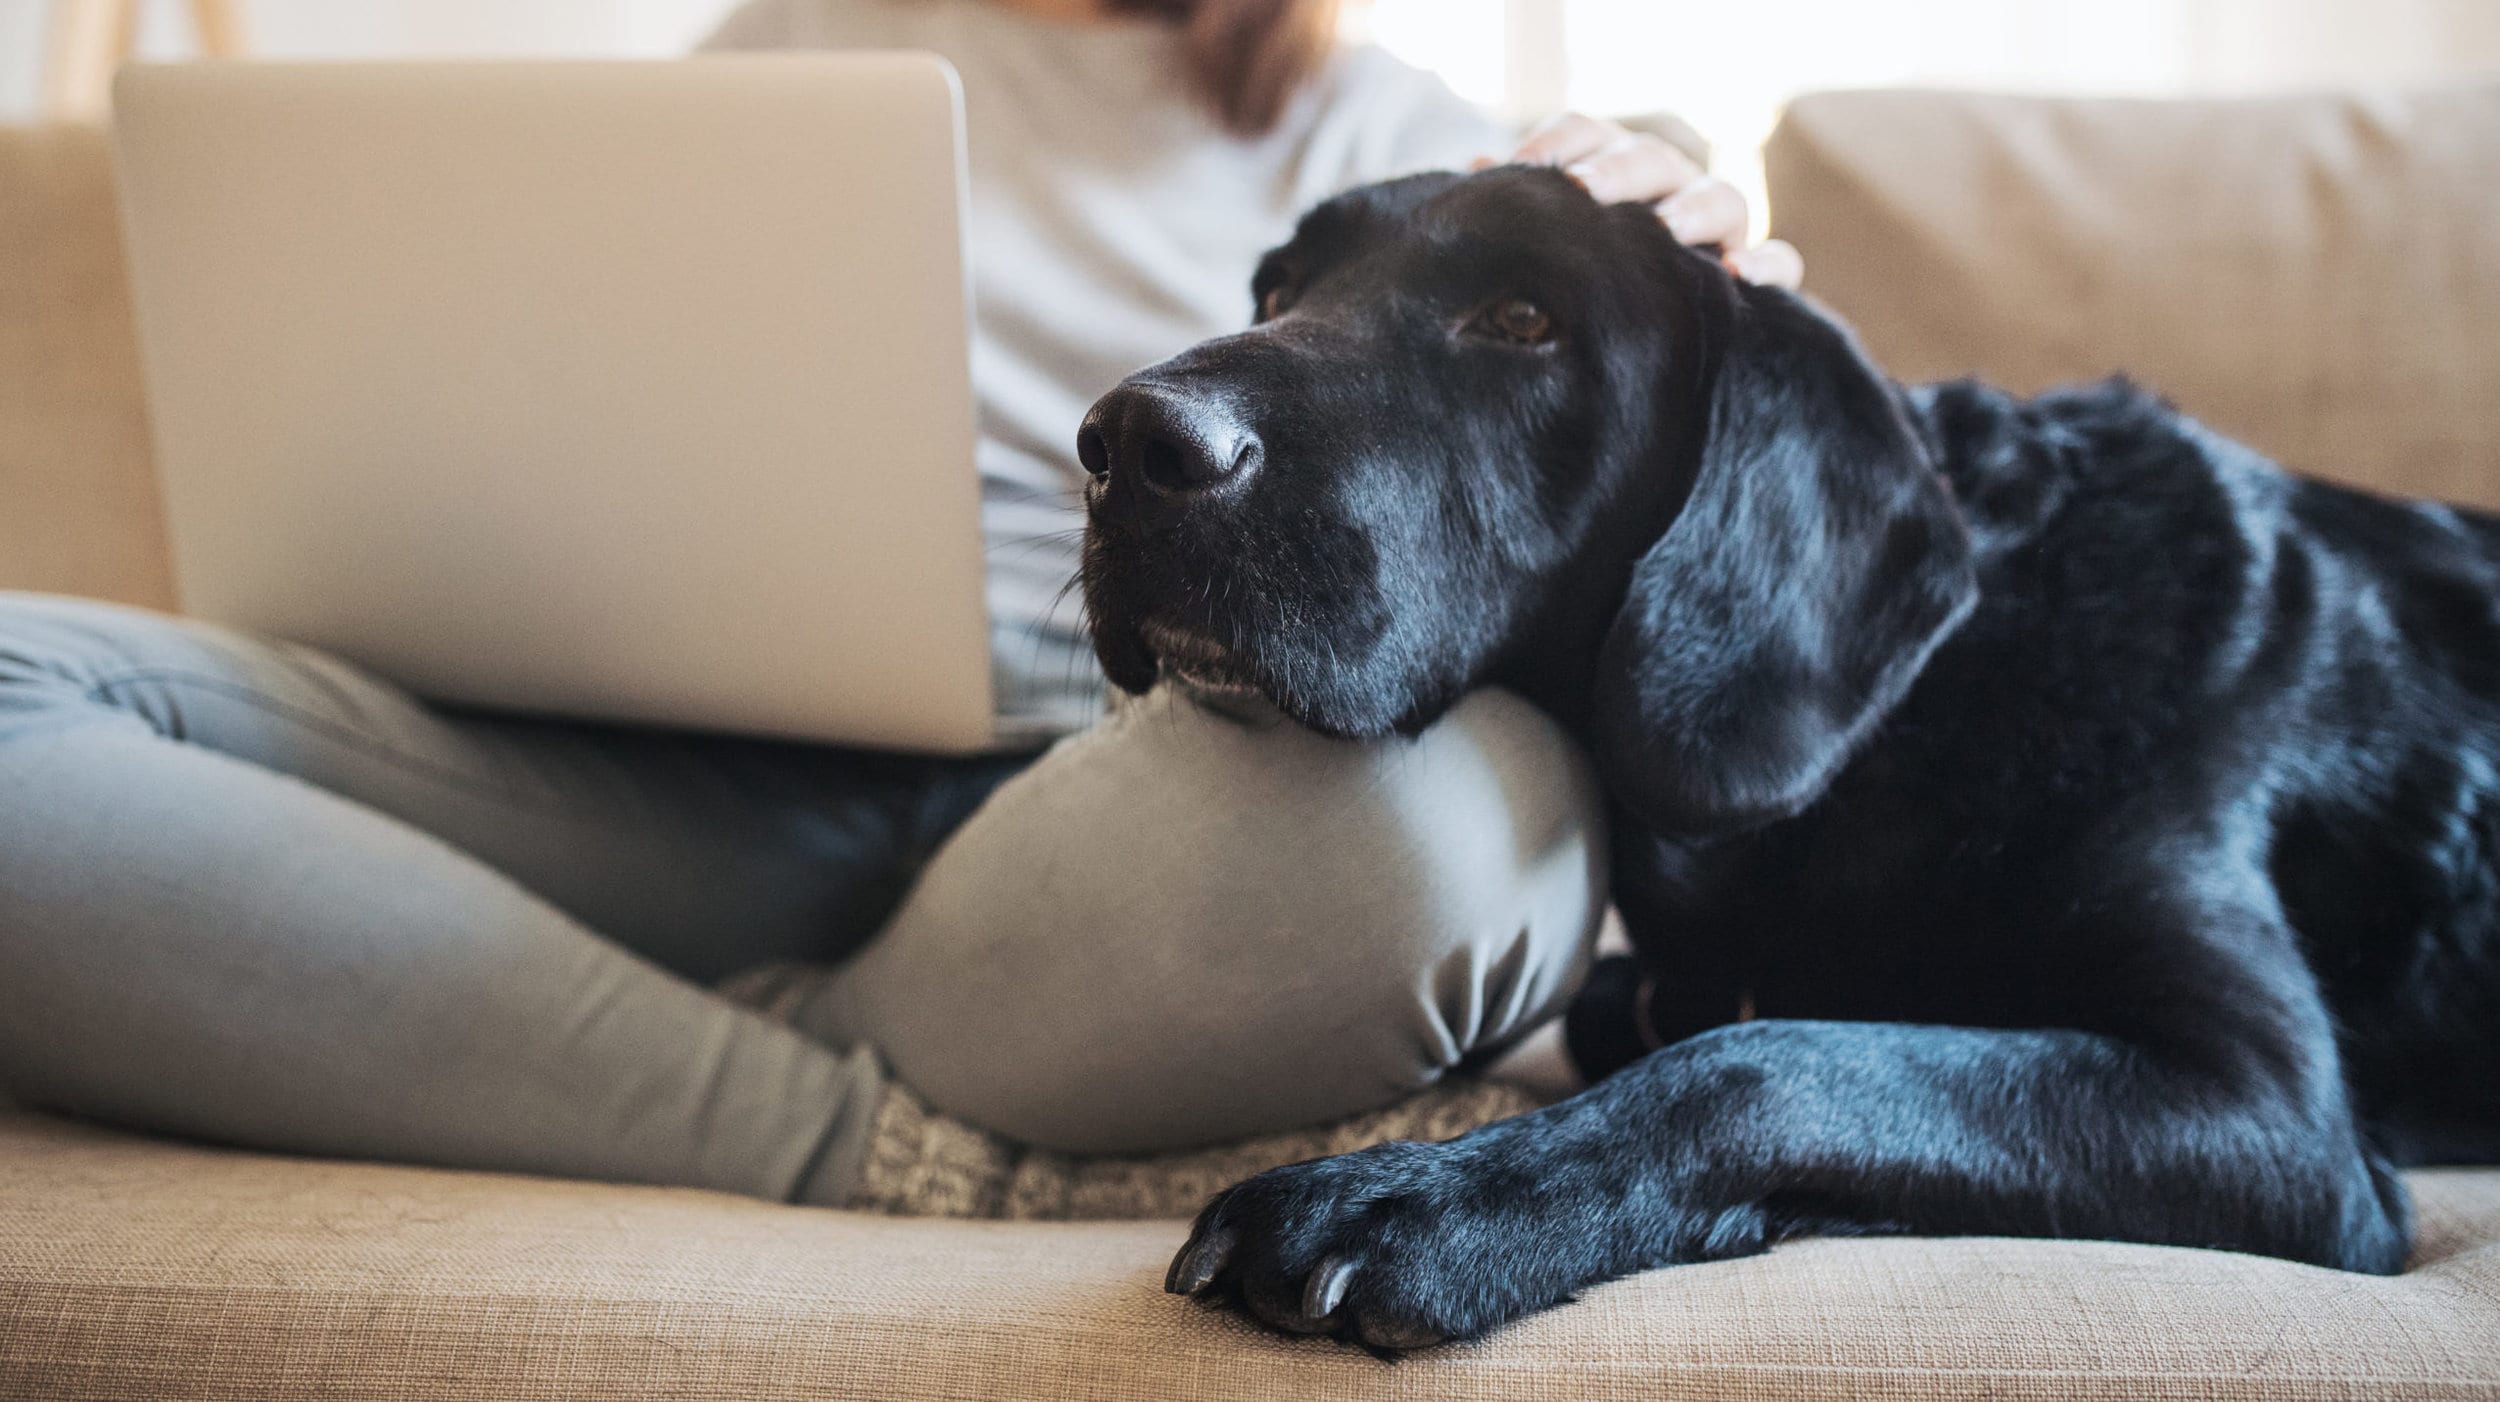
[1503,112,1804,290]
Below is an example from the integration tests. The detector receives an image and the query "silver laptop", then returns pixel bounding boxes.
[111,56,996,752]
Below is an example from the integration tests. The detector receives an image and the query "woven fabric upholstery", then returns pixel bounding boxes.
[3,1112,2497,1400]
[1766,85,2500,511]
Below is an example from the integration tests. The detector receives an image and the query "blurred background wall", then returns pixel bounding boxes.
[7,0,2500,211]
[1352,0,2500,216]
[0,0,728,116]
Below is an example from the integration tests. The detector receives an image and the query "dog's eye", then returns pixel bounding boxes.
[1479,297,1554,345]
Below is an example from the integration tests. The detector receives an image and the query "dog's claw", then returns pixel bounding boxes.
[1302,1255,1355,1321]
[1165,1227,1235,1296]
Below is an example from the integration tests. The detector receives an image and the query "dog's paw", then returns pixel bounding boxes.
[1164,1138,1545,1352]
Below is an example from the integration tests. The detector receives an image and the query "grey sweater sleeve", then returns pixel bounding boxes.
[1330,45,1513,186]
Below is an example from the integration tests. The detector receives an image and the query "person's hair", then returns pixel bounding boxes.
[1114,0,1343,136]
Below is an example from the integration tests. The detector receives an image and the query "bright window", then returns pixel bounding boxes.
[1345,0,2500,227]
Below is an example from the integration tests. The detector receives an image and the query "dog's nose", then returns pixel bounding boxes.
[1078,385,1263,497]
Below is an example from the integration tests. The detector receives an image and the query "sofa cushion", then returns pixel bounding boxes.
[1765,85,2500,511]
[0,124,172,609]
[2,1110,2495,1400]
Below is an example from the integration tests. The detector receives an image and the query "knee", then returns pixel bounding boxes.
[0,594,145,730]
[0,594,267,745]
[836,684,1608,1154]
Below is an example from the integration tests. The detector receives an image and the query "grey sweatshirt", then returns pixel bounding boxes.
[702,0,1505,743]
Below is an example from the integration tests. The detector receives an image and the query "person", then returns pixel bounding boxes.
[0,0,1800,1208]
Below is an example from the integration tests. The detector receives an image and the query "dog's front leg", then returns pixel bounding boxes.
[1168,1015,2410,1351]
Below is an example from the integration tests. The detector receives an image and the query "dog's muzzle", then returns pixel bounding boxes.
[1078,382,1264,516]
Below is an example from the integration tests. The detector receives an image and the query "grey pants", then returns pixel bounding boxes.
[0,593,1605,1204]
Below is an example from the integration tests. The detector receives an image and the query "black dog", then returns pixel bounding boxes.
[1074,165,2498,1351]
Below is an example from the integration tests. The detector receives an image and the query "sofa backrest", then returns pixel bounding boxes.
[1766,84,2500,510]
[0,125,171,608]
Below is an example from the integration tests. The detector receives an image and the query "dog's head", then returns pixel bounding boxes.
[1078,166,1975,835]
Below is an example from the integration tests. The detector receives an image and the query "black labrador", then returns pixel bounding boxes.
[1073,165,2499,1351]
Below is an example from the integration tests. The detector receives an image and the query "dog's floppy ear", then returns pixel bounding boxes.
[1591,275,1976,837]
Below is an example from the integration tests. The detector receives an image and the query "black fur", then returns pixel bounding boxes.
[1076,166,2497,1352]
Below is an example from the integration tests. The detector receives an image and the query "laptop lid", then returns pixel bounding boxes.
[112,56,995,752]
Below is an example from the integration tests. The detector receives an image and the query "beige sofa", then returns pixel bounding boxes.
[6,88,2500,1400]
